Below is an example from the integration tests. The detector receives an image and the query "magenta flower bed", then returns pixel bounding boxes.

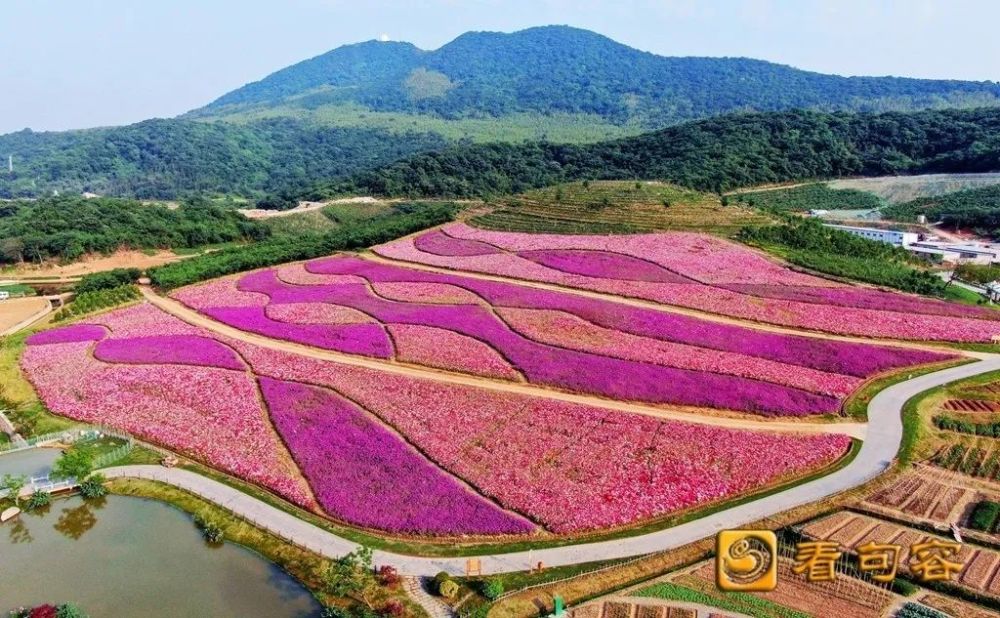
[721,283,1000,320]
[372,224,1000,341]
[413,229,504,256]
[236,342,852,533]
[517,249,692,283]
[21,302,853,535]
[202,305,393,358]
[235,268,840,416]
[261,377,533,535]
[388,323,521,380]
[26,324,106,345]
[94,335,244,370]
[21,338,314,508]
[170,255,955,415]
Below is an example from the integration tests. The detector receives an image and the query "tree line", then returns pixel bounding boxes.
[311,107,1000,200]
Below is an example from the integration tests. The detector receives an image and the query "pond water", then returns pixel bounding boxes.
[1,494,321,617]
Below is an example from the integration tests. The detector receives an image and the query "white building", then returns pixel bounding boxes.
[908,241,1000,265]
[825,224,919,247]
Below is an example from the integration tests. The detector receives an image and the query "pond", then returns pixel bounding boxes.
[1,494,322,617]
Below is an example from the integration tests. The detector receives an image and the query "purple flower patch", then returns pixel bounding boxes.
[517,249,693,283]
[413,230,504,256]
[26,324,106,346]
[94,335,245,370]
[203,305,393,358]
[260,377,534,535]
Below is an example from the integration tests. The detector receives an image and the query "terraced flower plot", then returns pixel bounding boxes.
[22,304,852,535]
[374,223,1000,342]
[172,256,952,417]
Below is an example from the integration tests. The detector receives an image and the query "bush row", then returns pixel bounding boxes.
[52,285,141,322]
[934,415,1000,438]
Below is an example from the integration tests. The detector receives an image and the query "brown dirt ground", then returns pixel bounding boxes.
[7,250,185,278]
[0,297,49,332]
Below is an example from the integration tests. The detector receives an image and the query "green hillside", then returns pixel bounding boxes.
[732,183,886,213]
[3,26,1000,200]
[197,26,1000,128]
[882,184,1000,232]
[319,107,1000,199]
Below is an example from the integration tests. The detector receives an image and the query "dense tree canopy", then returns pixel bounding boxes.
[0,196,268,263]
[314,108,1000,199]
[882,184,1000,233]
[0,119,447,199]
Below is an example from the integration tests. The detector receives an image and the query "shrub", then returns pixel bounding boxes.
[380,600,404,618]
[481,578,504,600]
[438,579,460,599]
[26,489,51,510]
[320,607,350,618]
[969,500,1000,531]
[148,203,456,289]
[377,565,400,587]
[78,474,108,499]
[28,606,58,618]
[76,268,142,294]
[433,571,451,592]
[55,605,87,618]
[193,514,225,544]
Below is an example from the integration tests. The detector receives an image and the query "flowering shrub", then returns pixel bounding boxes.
[261,377,532,535]
[26,324,106,346]
[413,229,504,256]
[265,302,375,325]
[232,268,839,416]
[23,335,314,509]
[387,324,521,380]
[173,255,951,415]
[22,302,855,535]
[202,306,393,358]
[171,275,268,309]
[94,335,245,370]
[372,224,1000,341]
[233,342,852,533]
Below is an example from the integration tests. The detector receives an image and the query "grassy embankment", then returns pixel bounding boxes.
[472,181,772,236]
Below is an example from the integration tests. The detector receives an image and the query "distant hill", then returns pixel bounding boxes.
[318,107,1000,199]
[195,25,1000,127]
[4,25,1000,200]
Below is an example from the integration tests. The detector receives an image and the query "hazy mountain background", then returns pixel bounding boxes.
[3,26,999,199]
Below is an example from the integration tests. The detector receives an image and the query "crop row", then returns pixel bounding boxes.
[172,256,951,417]
[372,223,1000,341]
[231,339,852,533]
[22,304,852,535]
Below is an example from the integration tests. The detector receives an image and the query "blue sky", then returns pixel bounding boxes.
[1,0,998,134]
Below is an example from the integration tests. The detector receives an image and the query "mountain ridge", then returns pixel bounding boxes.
[193,25,1000,127]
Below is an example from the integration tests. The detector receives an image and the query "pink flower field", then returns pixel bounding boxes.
[171,254,953,417]
[373,223,1000,342]
[21,303,854,535]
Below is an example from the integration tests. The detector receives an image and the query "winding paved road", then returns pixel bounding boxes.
[103,354,1000,576]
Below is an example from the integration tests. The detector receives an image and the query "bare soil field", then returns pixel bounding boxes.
[0,297,49,333]
[238,196,385,219]
[5,250,185,279]
[830,173,1000,204]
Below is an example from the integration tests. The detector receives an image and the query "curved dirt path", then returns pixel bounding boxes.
[102,355,1000,575]
[139,287,865,437]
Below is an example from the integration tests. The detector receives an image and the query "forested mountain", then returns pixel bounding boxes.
[316,108,1000,199]
[0,119,447,199]
[197,26,1000,127]
[4,25,1000,200]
